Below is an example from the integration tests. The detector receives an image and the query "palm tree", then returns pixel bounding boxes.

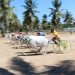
[49,0,62,28]
[64,11,74,27]
[8,13,21,32]
[23,0,38,31]
[32,16,39,30]
[42,14,47,30]
[0,0,14,36]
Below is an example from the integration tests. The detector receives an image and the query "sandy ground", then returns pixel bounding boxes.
[0,33,75,75]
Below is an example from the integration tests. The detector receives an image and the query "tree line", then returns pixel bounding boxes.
[0,0,75,35]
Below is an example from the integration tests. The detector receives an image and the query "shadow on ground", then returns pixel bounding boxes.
[9,57,75,75]
[0,68,15,75]
[12,45,31,49]
[16,51,53,56]
[16,51,42,56]
[10,57,37,75]
[42,60,75,75]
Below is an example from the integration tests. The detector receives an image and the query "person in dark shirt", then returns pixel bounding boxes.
[37,31,45,36]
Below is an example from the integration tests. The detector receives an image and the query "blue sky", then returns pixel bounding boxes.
[10,0,75,22]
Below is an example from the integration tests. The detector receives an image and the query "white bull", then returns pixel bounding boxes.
[24,35,50,54]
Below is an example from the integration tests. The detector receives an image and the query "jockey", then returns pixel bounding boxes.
[50,28,60,44]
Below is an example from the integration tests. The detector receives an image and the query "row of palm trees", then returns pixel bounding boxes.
[23,0,75,31]
[0,0,75,35]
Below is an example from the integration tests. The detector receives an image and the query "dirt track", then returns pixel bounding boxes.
[0,33,75,75]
